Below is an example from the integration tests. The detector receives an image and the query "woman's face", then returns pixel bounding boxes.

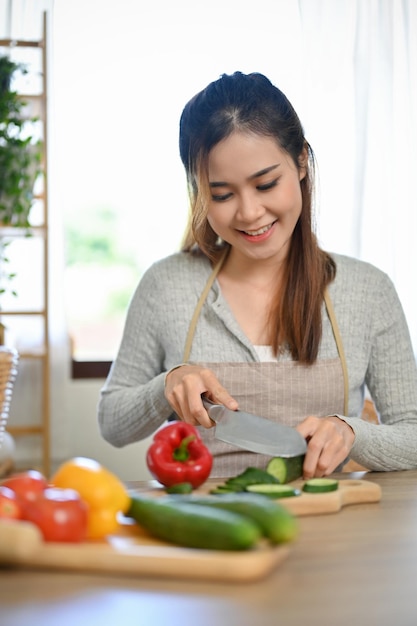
[206,132,306,265]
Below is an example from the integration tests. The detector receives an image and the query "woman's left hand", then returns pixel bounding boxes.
[295,416,355,478]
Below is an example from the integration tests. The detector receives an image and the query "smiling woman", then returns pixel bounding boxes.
[97,70,417,483]
[205,132,307,347]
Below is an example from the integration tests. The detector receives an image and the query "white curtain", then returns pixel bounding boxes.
[297,0,417,353]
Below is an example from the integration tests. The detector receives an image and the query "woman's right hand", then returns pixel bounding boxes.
[164,364,238,428]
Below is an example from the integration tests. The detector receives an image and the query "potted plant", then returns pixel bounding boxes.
[0,54,42,340]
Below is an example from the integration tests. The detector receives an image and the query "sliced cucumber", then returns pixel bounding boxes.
[246,484,301,499]
[302,478,339,493]
[212,467,280,494]
[210,486,240,495]
[226,467,280,488]
[165,482,193,494]
[266,455,305,484]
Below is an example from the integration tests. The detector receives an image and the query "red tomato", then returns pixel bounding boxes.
[23,487,88,542]
[0,485,23,519]
[1,470,48,510]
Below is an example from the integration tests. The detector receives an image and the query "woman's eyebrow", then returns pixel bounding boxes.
[209,163,281,187]
[249,163,281,180]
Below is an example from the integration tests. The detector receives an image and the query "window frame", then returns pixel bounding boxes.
[71,359,111,379]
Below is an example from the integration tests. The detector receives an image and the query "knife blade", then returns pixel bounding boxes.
[202,398,307,457]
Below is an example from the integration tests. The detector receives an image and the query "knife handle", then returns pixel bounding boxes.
[202,397,217,422]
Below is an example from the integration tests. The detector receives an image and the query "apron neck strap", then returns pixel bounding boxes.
[324,288,349,415]
[183,252,349,416]
[183,247,229,363]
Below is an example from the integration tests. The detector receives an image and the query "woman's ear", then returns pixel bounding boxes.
[298,145,309,181]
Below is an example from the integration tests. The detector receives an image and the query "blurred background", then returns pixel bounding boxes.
[0,0,416,479]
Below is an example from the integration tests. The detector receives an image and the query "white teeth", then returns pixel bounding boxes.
[243,223,272,236]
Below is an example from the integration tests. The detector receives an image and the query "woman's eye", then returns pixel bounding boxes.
[211,192,232,202]
[257,179,278,191]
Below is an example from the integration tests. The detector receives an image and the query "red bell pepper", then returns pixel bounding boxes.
[146,422,213,489]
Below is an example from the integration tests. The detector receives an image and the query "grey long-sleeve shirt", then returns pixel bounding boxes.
[98,251,417,472]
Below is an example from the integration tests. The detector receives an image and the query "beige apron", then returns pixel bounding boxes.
[183,250,349,477]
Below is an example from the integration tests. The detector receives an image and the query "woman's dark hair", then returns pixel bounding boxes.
[179,71,335,364]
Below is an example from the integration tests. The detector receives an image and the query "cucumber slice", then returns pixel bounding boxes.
[227,467,280,487]
[209,486,240,495]
[302,478,339,493]
[215,467,280,494]
[165,482,193,494]
[246,484,301,499]
[266,455,305,484]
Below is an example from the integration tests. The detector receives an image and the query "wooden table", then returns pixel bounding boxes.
[1,470,417,626]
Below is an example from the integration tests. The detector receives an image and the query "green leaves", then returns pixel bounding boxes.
[0,56,42,227]
[0,54,42,304]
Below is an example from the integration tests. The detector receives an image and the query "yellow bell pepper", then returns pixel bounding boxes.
[51,457,130,539]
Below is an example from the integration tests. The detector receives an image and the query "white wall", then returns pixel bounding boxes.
[61,378,154,482]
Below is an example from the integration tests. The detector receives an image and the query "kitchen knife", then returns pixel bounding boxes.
[202,398,307,457]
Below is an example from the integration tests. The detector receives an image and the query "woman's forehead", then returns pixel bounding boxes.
[207,133,290,180]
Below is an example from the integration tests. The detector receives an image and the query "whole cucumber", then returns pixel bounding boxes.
[127,495,261,551]
[166,492,298,544]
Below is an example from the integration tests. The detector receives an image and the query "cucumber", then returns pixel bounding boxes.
[246,484,301,499]
[165,482,193,494]
[127,495,261,551]
[231,467,280,485]
[302,478,339,493]
[266,455,305,484]
[211,467,280,494]
[166,492,299,544]
[210,485,240,495]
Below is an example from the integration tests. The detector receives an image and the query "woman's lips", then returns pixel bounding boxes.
[238,220,277,242]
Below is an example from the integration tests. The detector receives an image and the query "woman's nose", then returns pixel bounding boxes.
[236,191,263,222]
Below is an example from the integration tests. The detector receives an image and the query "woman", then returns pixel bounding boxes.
[98,71,417,478]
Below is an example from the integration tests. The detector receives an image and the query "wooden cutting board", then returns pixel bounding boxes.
[267,478,382,516]
[0,478,381,582]
[0,517,290,583]
[147,477,382,517]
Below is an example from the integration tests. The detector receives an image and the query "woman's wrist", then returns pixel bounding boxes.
[164,363,188,388]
